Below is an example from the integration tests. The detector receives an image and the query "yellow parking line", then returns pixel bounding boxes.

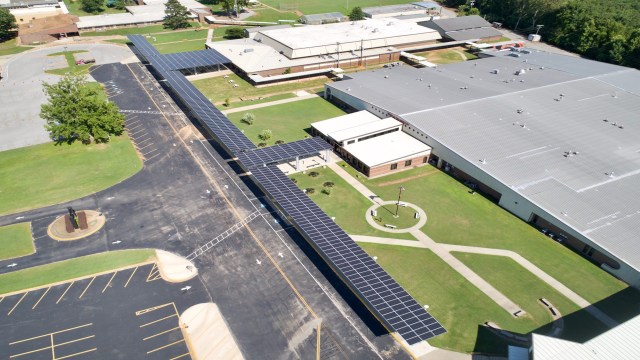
[0,296,4,303]
[170,353,190,360]
[78,277,96,299]
[57,281,74,304]
[140,314,177,328]
[316,322,321,360]
[10,323,93,345]
[55,348,97,360]
[135,303,173,316]
[32,287,51,309]
[102,272,118,293]
[146,264,160,282]
[56,335,95,347]
[124,267,138,288]
[8,345,51,358]
[7,292,28,316]
[143,326,179,341]
[147,339,184,354]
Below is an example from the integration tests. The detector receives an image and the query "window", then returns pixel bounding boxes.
[347,140,355,145]
[390,163,398,170]
[405,160,412,166]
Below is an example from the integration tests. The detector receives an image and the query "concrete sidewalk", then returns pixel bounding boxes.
[221,93,318,114]
[327,162,380,205]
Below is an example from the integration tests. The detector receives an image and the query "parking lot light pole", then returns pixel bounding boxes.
[395,186,405,217]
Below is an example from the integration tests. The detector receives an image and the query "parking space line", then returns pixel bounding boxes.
[170,353,190,360]
[127,123,145,132]
[32,287,51,309]
[57,335,95,347]
[146,264,161,282]
[7,291,28,315]
[130,128,148,137]
[143,326,179,341]
[57,281,74,304]
[147,339,184,354]
[9,323,93,345]
[145,153,161,162]
[135,302,173,316]
[140,314,177,328]
[78,277,96,299]
[124,267,138,288]
[0,296,4,303]
[135,137,151,146]
[137,142,155,151]
[102,271,118,293]
[8,345,50,358]
[143,148,160,157]
[55,348,97,360]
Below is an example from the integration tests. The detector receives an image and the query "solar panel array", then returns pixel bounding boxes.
[237,137,332,169]
[251,165,446,344]
[127,36,446,345]
[150,49,231,71]
[128,35,255,154]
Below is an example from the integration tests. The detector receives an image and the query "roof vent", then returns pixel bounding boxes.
[384,75,389,78]
[606,171,615,178]
[516,109,524,114]
[480,158,487,164]
[491,69,499,74]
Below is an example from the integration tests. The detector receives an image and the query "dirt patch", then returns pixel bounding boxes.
[294,10,303,16]
[377,169,439,187]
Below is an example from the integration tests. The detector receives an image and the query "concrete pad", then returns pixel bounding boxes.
[155,250,198,283]
[180,303,244,360]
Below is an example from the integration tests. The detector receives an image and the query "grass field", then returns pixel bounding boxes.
[192,72,330,103]
[359,243,538,353]
[0,223,34,261]
[413,47,479,65]
[226,97,344,144]
[0,250,155,295]
[454,253,610,341]
[339,163,628,306]
[290,168,415,240]
[371,204,419,229]
[246,6,299,22]
[46,50,91,76]
[223,92,296,109]
[0,38,33,56]
[259,0,412,14]
[63,0,127,17]
[79,22,200,37]
[0,135,142,215]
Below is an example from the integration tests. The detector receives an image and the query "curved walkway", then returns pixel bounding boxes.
[328,162,618,328]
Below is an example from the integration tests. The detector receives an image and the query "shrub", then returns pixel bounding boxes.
[241,112,255,125]
[308,171,319,177]
[321,188,332,196]
[257,142,267,147]
[258,129,272,141]
[305,187,315,194]
[323,181,334,188]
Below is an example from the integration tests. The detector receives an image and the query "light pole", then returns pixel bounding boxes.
[395,186,405,217]
[535,25,544,35]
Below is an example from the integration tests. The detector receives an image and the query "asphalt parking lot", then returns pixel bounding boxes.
[0,263,208,359]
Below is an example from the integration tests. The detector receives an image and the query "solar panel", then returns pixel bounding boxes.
[238,137,332,169]
[127,34,160,62]
[150,49,231,71]
[251,165,446,344]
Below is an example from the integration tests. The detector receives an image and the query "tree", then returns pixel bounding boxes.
[457,4,480,16]
[217,0,248,17]
[40,75,125,144]
[224,27,245,39]
[241,112,255,125]
[81,0,104,14]
[163,0,190,30]
[323,181,334,188]
[258,129,272,141]
[0,8,16,41]
[348,7,365,21]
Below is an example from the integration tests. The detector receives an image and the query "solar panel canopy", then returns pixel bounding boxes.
[150,49,231,71]
[251,165,446,344]
[238,137,331,169]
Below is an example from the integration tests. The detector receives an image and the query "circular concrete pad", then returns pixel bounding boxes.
[155,250,198,283]
[365,201,427,233]
[47,210,105,241]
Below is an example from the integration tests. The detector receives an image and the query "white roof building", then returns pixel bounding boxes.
[344,131,431,168]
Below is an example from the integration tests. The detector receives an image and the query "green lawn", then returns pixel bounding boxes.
[360,243,540,354]
[155,40,208,54]
[290,168,414,240]
[414,47,478,65]
[246,7,299,22]
[259,0,412,14]
[0,135,142,215]
[371,204,419,229]
[339,162,628,305]
[0,250,155,295]
[79,22,200,37]
[45,50,91,76]
[192,72,330,103]
[63,0,127,17]
[0,223,34,261]
[485,36,513,44]
[226,97,344,144]
[453,253,610,341]
[223,92,296,109]
[0,38,33,56]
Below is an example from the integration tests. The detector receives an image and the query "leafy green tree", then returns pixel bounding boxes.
[81,0,104,13]
[348,7,365,21]
[41,75,125,144]
[163,0,190,30]
[457,4,480,16]
[224,27,245,39]
[258,129,272,141]
[241,112,255,125]
[0,8,17,41]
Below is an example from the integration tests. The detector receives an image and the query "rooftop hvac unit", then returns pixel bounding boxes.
[244,48,253,53]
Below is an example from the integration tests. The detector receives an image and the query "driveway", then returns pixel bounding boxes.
[0,43,133,152]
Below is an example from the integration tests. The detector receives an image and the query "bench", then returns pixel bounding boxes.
[384,224,397,229]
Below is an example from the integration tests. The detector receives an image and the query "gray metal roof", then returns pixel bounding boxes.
[245,25,291,34]
[328,50,640,271]
[428,15,492,32]
[444,27,503,41]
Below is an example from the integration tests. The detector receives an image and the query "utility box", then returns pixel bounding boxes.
[528,34,541,42]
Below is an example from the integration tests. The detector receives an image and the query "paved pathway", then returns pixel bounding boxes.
[330,164,619,327]
[206,28,214,43]
[221,93,318,114]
